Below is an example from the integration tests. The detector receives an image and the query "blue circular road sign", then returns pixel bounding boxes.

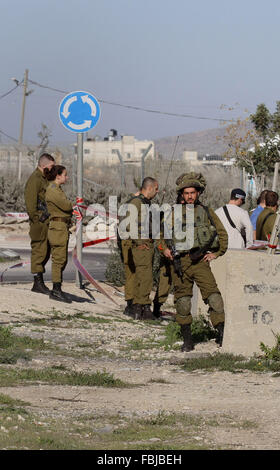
[59,91,101,133]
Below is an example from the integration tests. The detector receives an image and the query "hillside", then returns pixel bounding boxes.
[154,126,230,160]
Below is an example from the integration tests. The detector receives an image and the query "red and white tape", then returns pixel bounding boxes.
[72,197,118,305]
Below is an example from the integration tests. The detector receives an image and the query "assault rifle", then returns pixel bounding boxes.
[37,199,50,223]
[168,242,183,282]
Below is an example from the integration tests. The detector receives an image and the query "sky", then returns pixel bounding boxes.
[1,0,280,146]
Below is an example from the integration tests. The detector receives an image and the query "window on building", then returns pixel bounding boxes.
[84,149,90,154]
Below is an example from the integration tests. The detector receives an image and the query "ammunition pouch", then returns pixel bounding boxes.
[189,247,204,262]
[174,205,220,261]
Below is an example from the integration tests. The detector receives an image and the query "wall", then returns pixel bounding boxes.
[195,249,280,356]
[81,136,155,165]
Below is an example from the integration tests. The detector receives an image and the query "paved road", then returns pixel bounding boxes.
[0,248,110,283]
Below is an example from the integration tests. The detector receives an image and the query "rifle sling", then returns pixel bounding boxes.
[258,212,274,238]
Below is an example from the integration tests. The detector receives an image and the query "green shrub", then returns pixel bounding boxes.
[105,245,125,286]
[164,321,182,345]
[160,315,217,350]
[260,332,280,361]
[191,315,217,343]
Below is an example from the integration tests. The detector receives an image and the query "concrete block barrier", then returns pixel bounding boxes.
[196,249,280,356]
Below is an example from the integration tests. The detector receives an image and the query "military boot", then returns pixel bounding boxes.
[153,301,163,319]
[181,324,194,352]
[142,304,157,321]
[132,303,143,320]
[31,273,50,295]
[216,322,224,347]
[123,299,134,317]
[49,283,72,304]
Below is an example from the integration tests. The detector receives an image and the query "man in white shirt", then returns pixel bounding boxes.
[215,188,254,249]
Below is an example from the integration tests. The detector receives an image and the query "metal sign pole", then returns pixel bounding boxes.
[76,132,84,287]
[58,90,100,289]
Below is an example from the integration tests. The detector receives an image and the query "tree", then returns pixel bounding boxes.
[221,103,280,194]
[250,103,271,139]
[271,101,280,135]
[27,123,52,168]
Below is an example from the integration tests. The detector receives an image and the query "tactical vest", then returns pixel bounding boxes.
[173,204,219,253]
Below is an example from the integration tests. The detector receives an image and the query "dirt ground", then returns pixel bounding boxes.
[0,279,280,451]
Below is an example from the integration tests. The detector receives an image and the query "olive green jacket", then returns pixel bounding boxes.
[122,193,153,244]
[256,207,276,241]
[45,183,73,218]
[24,168,48,223]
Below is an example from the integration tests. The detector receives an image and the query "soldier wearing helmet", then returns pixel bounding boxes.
[158,172,228,351]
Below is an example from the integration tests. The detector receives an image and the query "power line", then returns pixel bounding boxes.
[29,79,66,94]
[0,81,23,142]
[0,81,23,101]
[29,78,235,123]
[0,75,237,143]
[0,128,18,142]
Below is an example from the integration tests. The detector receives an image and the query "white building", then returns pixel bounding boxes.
[182,150,235,167]
[74,130,155,166]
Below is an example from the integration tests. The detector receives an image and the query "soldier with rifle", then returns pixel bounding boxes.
[153,192,184,318]
[158,173,228,351]
[24,153,55,294]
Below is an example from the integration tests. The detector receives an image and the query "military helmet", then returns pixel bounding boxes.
[176,172,206,193]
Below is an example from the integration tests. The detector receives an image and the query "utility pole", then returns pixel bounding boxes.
[141,143,153,182]
[112,149,125,186]
[18,69,29,181]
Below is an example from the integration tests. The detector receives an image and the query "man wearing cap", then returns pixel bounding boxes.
[159,172,228,351]
[215,189,253,249]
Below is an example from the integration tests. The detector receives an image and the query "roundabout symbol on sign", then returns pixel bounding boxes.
[59,91,101,133]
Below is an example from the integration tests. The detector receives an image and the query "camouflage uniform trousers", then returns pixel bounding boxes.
[29,219,51,274]
[121,240,136,302]
[48,221,70,283]
[154,255,172,305]
[131,240,154,305]
[172,254,225,327]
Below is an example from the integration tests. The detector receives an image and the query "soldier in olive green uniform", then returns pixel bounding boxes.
[45,165,73,303]
[24,153,55,294]
[159,173,228,351]
[153,193,184,318]
[119,178,159,320]
[118,192,140,317]
[256,190,278,241]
